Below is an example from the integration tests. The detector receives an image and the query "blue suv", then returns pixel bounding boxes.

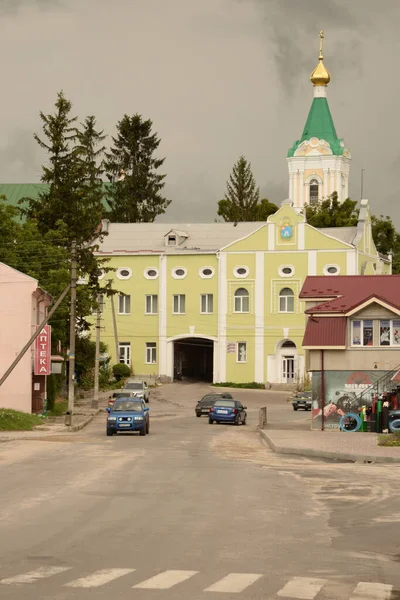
[106,398,150,436]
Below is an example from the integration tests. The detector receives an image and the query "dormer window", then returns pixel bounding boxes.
[168,235,177,246]
[165,229,189,247]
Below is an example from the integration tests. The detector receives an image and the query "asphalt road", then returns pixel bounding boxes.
[0,382,400,599]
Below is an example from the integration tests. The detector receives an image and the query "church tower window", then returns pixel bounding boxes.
[309,179,319,205]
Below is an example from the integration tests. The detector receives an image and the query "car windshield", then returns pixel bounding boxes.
[114,392,131,399]
[125,383,143,390]
[112,401,143,412]
[199,395,218,405]
[213,400,235,407]
[297,392,312,398]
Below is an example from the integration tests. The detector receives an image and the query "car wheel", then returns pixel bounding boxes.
[139,426,146,436]
[196,413,201,418]
[242,416,247,425]
[106,428,114,436]
[146,421,150,434]
[235,415,240,426]
[293,407,298,411]
[209,418,213,424]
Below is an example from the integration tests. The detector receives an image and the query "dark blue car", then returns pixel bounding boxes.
[106,398,149,436]
[209,399,247,426]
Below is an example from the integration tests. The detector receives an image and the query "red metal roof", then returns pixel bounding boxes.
[303,317,347,348]
[300,275,400,314]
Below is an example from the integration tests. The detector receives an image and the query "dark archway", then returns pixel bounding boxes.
[173,338,213,382]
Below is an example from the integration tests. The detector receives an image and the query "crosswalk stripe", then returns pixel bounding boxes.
[277,576,327,599]
[204,572,262,593]
[0,566,71,585]
[133,569,198,589]
[65,568,135,588]
[350,582,393,599]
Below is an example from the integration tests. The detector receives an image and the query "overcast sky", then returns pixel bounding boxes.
[0,0,399,224]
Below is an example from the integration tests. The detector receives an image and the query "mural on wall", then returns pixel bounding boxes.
[311,370,387,429]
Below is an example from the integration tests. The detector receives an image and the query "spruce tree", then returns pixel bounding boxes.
[104,114,170,222]
[218,156,275,222]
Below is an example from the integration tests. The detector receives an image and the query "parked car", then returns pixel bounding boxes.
[106,399,149,436]
[123,379,150,403]
[108,390,142,408]
[209,399,247,426]
[292,391,312,411]
[195,393,233,417]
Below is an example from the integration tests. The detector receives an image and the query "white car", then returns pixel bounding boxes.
[123,379,150,403]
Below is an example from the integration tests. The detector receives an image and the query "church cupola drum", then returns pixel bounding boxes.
[287,31,351,208]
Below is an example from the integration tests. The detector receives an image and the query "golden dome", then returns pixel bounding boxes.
[310,31,331,86]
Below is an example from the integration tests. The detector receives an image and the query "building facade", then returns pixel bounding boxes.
[95,200,389,385]
[300,275,400,428]
[0,263,52,413]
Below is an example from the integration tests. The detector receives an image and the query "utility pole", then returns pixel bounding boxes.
[110,292,119,363]
[92,295,102,409]
[68,240,77,417]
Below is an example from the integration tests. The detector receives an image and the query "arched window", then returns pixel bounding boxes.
[279,288,294,313]
[309,179,319,205]
[234,288,249,313]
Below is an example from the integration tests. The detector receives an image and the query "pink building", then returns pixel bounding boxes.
[0,263,52,413]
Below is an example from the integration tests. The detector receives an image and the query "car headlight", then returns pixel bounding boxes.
[134,416,144,421]
[108,416,117,421]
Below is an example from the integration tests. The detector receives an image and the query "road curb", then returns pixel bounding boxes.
[259,429,400,464]
[67,410,101,432]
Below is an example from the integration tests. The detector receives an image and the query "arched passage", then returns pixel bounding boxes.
[172,337,214,382]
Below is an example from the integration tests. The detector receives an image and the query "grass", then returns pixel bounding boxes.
[378,433,400,447]
[0,408,44,431]
[212,381,265,390]
[47,400,68,417]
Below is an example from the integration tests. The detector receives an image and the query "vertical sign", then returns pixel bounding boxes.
[34,326,51,375]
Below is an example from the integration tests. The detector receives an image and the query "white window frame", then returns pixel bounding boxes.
[323,264,340,276]
[279,288,295,313]
[98,270,105,281]
[351,319,374,347]
[145,294,158,314]
[172,267,187,280]
[200,294,213,314]
[145,342,157,364]
[117,267,132,280]
[167,235,177,246]
[237,342,247,363]
[233,265,249,278]
[234,288,250,313]
[278,265,295,278]
[144,267,159,280]
[199,266,215,279]
[118,294,131,315]
[173,294,186,314]
[119,342,131,366]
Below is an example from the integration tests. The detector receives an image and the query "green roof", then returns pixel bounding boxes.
[287,97,344,157]
[0,183,112,218]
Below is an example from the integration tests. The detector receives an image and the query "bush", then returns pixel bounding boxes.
[112,363,131,381]
[46,374,63,411]
[378,433,400,447]
[0,409,44,431]
[213,381,265,389]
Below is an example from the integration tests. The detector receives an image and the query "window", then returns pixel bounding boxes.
[237,342,247,363]
[199,266,215,279]
[310,179,319,205]
[234,288,249,313]
[119,343,131,366]
[234,266,249,278]
[117,267,132,280]
[173,294,186,314]
[144,267,159,279]
[145,294,158,314]
[278,265,295,277]
[201,294,213,314]
[98,270,105,281]
[279,288,294,313]
[380,320,391,346]
[168,235,177,246]
[146,342,157,364]
[172,267,187,279]
[118,294,131,314]
[323,264,340,276]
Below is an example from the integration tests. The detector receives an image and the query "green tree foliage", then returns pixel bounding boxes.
[112,363,131,381]
[105,114,170,222]
[217,156,278,221]
[75,337,108,386]
[305,192,359,227]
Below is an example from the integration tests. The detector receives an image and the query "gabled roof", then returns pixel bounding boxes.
[300,275,400,315]
[318,227,357,245]
[303,317,347,349]
[287,98,345,157]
